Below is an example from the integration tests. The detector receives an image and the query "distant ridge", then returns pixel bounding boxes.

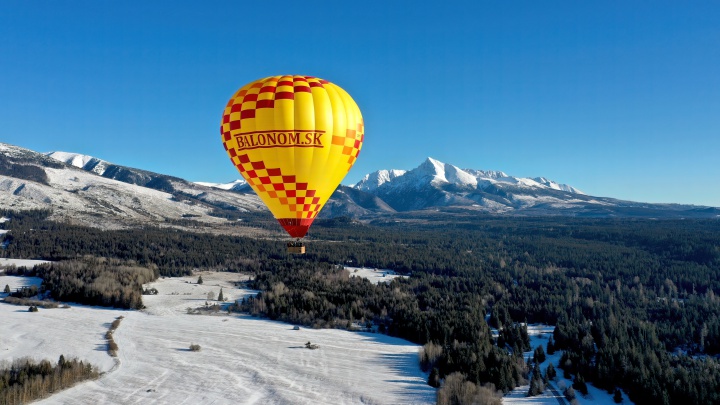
[2,143,718,230]
[345,157,718,218]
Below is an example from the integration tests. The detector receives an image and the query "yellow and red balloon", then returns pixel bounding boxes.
[220,75,364,238]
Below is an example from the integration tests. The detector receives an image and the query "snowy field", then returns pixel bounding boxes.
[346,267,407,285]
[0,274,43,292]
[0,272,434,405]
[0,258,51,269]
[503,324,632,405]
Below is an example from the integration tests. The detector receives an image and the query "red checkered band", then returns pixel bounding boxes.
[230,153,323,220]
[221,76,328,138]
[332,121,364,169]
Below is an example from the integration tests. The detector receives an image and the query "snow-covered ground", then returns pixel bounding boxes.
[0,274,43,292]
[0,217,8,237]
[0,258,51,269]
[503,324,632,405]
[0,272,434,405]
[346,266,407,285]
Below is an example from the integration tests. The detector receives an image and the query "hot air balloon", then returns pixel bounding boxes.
[220,75,364,253]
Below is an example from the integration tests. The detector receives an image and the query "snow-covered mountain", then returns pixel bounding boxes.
[355,157,582,195]
[194,179,249,192]
[1,143,265,231]
[3,144,718,230]
[353,169,407,192]
[350,157,584,212]
[349,157,718,217]
[46,151,109,175]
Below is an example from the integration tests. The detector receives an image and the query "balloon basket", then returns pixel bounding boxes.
[287,242,305,254]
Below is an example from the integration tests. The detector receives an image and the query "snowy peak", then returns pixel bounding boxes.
[354,169,407,192]
[532,177,584,194]
[415,157,478,187]
[46,151,108,175]
[463,169,509,180]
[195,179,248,192]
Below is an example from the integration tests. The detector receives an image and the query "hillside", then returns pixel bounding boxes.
[1,143,266,232]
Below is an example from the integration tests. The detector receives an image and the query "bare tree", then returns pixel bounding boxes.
[419,342,443,372]
[437,372,502,405]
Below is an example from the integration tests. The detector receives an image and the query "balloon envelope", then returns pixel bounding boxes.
[221,75,364,238]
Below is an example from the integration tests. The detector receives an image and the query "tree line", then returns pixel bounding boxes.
[0,356,99,405]
[5,257,157,309]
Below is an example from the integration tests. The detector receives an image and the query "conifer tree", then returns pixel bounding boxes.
[547,336,556,355]
[545,363,556,381]
[613,388,623,403]
[573,374,588,396]
[527,363,545,396]
[218,288,224,301]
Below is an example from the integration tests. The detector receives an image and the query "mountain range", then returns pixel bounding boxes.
[1,142,718,234]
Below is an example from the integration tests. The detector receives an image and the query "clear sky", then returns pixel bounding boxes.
[1,1,719,206]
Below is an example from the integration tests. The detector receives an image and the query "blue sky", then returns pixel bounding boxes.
[1,1,719,206]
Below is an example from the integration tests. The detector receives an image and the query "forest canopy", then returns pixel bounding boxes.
[2,209,719,404]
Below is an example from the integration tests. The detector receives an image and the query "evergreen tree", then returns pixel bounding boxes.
[428,367,441,388]
[527,363,545,396]
[197,275,203,284]
[573,374,588,396]
[564,386,576,401]
[533,345,546,364]
[3,284,9,293]
[547,336,556,355]
[613,388,623,403]
[218,288,224,301]
[545,363,556,381]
